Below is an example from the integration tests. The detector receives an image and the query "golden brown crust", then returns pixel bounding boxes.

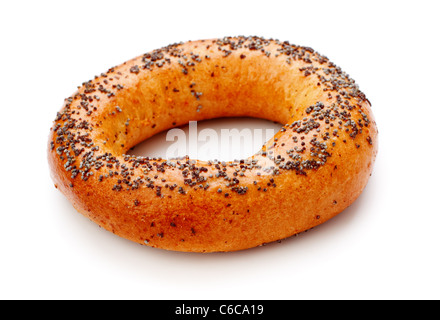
[48,36,378,252]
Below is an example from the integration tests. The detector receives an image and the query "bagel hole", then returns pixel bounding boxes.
[127,117,282,162]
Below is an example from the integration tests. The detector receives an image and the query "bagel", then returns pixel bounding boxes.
[48,36,378,252]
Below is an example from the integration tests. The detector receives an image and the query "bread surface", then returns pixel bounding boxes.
[48,36,378,252]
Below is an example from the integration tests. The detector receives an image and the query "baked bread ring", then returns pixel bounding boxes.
[48,36,378,252]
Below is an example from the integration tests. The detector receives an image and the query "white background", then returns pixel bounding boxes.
[1,0,439,300]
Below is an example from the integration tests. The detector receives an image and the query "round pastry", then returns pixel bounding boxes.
[48,36,378,252]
